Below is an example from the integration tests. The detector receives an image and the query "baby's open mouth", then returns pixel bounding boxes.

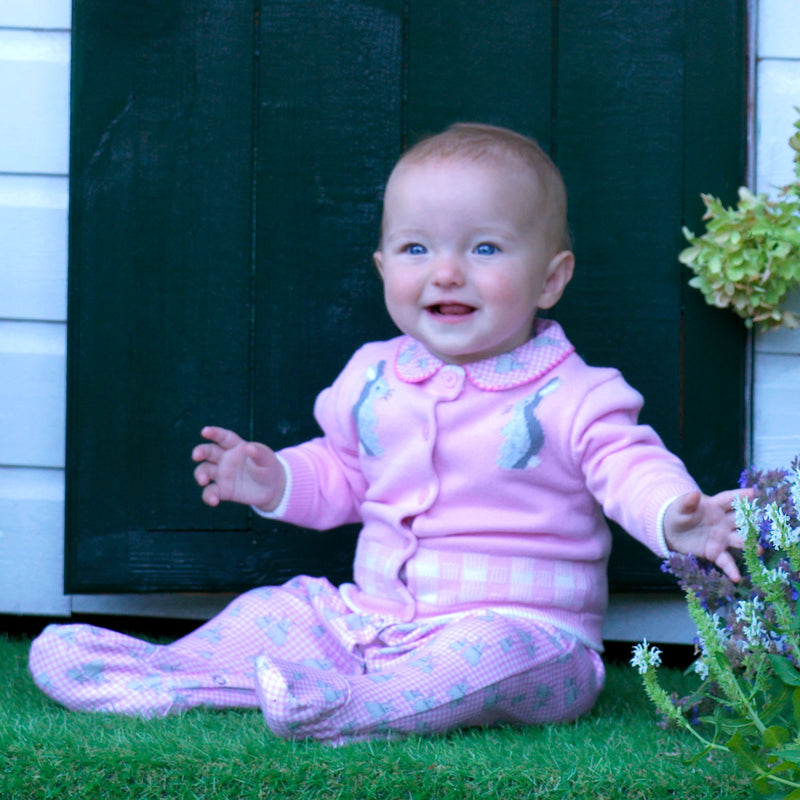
[428,303,476,316]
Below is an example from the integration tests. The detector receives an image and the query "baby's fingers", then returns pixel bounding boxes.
[711,487,754,513]
[200,426,243,450]
[201,483,222,507]
[243,441,277,469]
[192,442,221,464]
[193,460,216,488]
[714,549,742,583]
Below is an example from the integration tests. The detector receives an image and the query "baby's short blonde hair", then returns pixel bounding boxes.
[393,122,571,252]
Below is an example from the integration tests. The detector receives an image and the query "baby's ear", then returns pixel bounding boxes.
[373,250,384,277]
[537,250,575,310]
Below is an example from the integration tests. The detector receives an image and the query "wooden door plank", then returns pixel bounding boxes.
[554,0,746,588]
[681,0,748,491]
[554,0,685,439]
[255,0,403,449]
[244,0,404,587]
[66,1,256,591]
[406,0,554,147]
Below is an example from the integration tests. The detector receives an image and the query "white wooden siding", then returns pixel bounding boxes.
[0,30,70,174]
[0,467,65,615]
[0,177,68,321]
[0,322,65,468]
[752,0,800,470]
[0,1,797,643]
[0,4,70,617]
[0,2,71,31]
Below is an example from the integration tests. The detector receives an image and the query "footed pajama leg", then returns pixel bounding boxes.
[28,578,363,716]
[254,611,605,745]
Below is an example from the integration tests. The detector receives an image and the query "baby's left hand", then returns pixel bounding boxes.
[663,488,753,582]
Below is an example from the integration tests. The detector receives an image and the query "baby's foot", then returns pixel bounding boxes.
[28,624,174,717]
[254,655,350,739]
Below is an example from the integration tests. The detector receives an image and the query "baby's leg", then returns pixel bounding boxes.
[255,611,604,744]
[28,577,361,717]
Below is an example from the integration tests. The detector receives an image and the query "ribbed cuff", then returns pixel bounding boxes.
[251,453,291,519]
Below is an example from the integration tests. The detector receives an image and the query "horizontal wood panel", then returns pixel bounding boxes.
[0,176,67,321]
[756,61,800,192]
[603,593,694,644]
[759,0,800,58]
[0,467,69,615]
[753,352,800,468]
[0,1,71,30]
[70,525,359,593]
[71,593,233,620]
[0,30,70,174]
[0,321,65,468]
[754,291,800,355]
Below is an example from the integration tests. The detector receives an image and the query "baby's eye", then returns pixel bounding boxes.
[403,243,427,256]
[473,242,500,256]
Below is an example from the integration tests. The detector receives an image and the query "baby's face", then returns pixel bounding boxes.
[374,157,571,365]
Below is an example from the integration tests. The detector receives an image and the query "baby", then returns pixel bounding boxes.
[29,123,746,745]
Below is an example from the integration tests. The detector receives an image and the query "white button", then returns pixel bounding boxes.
[442,368,462,386]
[435,365,465,395]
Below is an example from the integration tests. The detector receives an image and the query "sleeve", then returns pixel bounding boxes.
[263,348,373,531]
[569,370,699,558]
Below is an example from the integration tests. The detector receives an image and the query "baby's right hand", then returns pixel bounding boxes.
[191,426,286,512]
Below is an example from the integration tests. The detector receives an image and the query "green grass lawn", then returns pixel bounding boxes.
[0,633,756,800]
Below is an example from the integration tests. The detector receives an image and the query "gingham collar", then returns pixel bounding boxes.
[394,319,575,391]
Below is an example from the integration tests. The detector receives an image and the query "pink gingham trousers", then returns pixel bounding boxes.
[29,576,604,745]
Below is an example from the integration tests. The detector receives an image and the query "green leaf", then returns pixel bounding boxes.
[726,731,763,773]
[792,687,800,728]
[774,744,800,765]
[764,726,791,748]
[765,757,800,777]
[770,655,800,687]
[757,760,800,799]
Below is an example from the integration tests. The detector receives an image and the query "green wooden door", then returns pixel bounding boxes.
[66,0,747,594]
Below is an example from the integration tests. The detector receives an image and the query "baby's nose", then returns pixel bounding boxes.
[431,254,466,285]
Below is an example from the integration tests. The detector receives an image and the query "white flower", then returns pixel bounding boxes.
[744,619,767,645]
[763,566,791,585]
[693,659,710,680]
[630,639,662,675]
[733,495,758,535]
[711,610,731,633]
[735,598,769,646]
[766,504,792,549]
[736,597,763,620]
[765,503,800,550]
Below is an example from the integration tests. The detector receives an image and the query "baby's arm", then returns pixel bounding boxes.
[663,488,753,582]
[192,426,286,513]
